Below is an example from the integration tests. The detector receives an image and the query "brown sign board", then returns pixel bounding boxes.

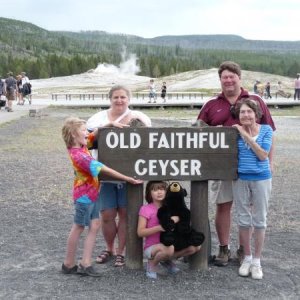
[98,127,238,181]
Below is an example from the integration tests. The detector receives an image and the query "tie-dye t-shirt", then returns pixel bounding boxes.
[68,132,104,203]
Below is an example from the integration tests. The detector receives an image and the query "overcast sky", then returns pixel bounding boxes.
[1,0,299,41]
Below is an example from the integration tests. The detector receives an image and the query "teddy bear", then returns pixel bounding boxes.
[157,181,205,251]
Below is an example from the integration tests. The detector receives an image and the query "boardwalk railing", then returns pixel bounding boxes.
[51,92,208,101]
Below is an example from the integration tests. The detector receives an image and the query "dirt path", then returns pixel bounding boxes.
[0,108,299,299]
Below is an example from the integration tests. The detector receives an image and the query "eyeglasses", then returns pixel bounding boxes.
[230,105,236,119]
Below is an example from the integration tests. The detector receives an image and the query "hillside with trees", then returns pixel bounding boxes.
[0,17,299,80]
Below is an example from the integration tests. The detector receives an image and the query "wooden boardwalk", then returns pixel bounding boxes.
[49,93,300,109]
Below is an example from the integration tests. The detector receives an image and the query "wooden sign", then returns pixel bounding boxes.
[98,127,238,181]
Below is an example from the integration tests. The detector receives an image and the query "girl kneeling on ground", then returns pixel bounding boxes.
[137,181,201,279]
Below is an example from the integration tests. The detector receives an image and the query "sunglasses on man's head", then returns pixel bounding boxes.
[230,105,236,119]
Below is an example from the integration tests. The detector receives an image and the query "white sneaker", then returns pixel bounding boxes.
[239,260,252,277]
[146,262,157,279]
[251,265,263,280]
[146,270,157,279]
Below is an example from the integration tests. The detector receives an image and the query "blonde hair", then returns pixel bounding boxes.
[62,117,86,148]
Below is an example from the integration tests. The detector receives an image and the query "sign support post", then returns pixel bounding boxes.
[189,181,209,269]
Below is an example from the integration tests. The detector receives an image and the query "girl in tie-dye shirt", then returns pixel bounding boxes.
[68,132,103,204]
[61,117,142,276]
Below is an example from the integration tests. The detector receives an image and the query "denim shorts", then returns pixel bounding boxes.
[74,200,101,227]
[99,182,127,211]
[149,92,156,98]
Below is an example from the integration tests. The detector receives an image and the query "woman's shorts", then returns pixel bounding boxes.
[99,182,127,211]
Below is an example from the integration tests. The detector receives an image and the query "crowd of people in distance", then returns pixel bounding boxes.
[0,71,32,112]
[253,76,300,100]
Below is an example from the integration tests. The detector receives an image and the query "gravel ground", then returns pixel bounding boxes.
[0,107,299,300]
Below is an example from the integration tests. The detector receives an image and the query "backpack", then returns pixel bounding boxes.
[5,77,16,91]
[23,83,31,95]
[0,80,5,95]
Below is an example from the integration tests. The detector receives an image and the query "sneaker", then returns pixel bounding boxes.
[236,245,245,265]
[146,262,157,279]
[214,245,231,266]
[251,265,263,280]
[61,263,78,274]
[239,260,252,277]
[77,264,102,277]
[160,260,180,274]
[146,270,157,279]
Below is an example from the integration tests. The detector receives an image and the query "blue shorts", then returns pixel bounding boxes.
[99,182,127,211]
[149,92,156,98]
[74,200,101,227]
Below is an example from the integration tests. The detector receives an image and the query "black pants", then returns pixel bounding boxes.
[294,89,300,100]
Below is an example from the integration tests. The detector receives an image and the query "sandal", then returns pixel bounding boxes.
[95,250,113,264]
[114,254,125,267]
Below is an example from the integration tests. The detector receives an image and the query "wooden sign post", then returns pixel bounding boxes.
[98,127,238,270]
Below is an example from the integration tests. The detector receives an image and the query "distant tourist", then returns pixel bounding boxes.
[257,81,265,97]
[253,81,259,94]
[265,82,272,99]
[161,81,167,103]
[276,81,291,99]
[4,72,17,112]
[294,74,300,100]
[0,76,6,110]
[21,72,32,105]
[148,79,157,103]
[16,75,23,105]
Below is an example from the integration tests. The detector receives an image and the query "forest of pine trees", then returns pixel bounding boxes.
[0,17,300,80]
